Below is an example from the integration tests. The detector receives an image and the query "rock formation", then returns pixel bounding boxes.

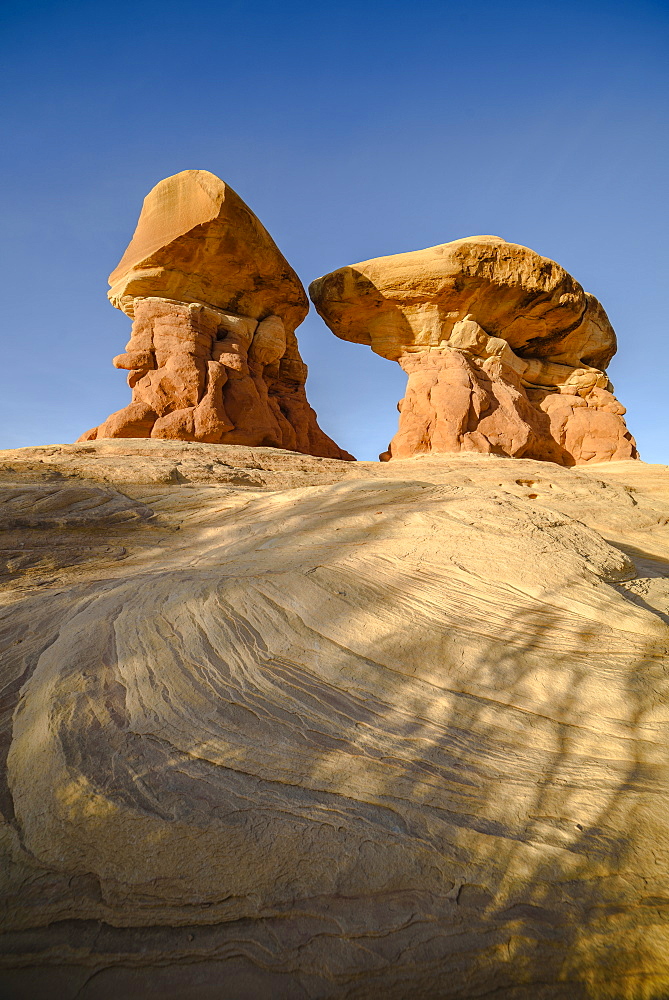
[1,440,669,998]
[80,170,352,460]
[310,236,637,465]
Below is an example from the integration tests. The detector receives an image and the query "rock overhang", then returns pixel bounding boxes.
[309,235,614,368]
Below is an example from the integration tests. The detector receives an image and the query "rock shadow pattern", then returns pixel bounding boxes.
[2,446,669,999]
[80,170,353,460]
[309,236,637,465]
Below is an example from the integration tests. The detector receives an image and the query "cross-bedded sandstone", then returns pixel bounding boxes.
[1,441,669,999]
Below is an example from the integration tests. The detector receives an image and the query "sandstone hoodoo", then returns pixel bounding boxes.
[310,236,637,464]
[80,170,352,460]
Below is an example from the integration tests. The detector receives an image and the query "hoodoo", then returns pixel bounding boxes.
[310,236,637,464]
[80,170,352,460]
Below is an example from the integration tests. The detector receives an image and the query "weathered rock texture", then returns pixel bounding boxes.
[310,236,637,465]
[80,170,352,460]
[1,440,669,998]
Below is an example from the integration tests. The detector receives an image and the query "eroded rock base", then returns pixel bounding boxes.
[383,342,637,465]
[80,297,352,460]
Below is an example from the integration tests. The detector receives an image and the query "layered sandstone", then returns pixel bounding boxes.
[310,236,637,464]
[1,440,669,998]
[81,170,352,460]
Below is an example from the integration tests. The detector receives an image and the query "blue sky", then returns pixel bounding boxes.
[1,0,668,461]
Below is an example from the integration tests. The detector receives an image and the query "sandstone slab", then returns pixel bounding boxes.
[1,442,668,998]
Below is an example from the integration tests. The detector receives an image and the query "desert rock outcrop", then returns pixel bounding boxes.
[80,170,352,460]
[1,440,669,998]
[310,236,637,465]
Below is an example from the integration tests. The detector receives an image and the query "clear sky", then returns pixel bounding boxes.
[1,0,668,462]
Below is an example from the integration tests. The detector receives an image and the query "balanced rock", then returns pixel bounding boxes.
[80,170,352,460]
[310,236,637,464]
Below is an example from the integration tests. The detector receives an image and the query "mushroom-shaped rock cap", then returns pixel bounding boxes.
[109,169,308,329]
[309,236,616,370]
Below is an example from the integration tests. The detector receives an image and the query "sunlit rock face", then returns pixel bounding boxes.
[80,170,352,460]
[309,237,637,465]
[1,440,669,998]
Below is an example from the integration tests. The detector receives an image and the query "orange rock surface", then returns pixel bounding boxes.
[81,170,352,460]
[310,236,637,465]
